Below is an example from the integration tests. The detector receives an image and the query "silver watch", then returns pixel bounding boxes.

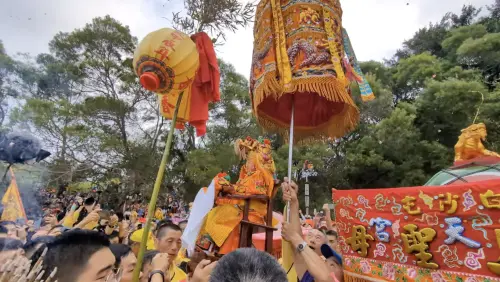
[296,242,308,253]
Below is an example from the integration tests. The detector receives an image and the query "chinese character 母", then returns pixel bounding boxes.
[346,225,374,257]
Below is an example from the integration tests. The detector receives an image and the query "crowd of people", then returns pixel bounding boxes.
[0,179,343,282]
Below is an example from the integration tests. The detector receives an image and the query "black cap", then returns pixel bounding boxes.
[321,244,342,266]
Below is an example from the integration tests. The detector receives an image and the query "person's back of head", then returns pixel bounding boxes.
[109,243,132,266]
[23,236,55,259]
[209,248,287,282]
[43,230,114,282]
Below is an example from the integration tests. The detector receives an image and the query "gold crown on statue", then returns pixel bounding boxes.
[234,137,275,173]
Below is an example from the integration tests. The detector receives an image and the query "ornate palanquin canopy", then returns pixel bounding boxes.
[249,0,374,142]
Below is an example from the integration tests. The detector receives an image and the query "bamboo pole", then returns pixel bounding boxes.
[132,91,185,282]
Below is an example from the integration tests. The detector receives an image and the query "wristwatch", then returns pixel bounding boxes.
[296,241,308,253]
[148,270,165,282]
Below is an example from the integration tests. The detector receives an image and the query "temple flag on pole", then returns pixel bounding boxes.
[1,168,27,221]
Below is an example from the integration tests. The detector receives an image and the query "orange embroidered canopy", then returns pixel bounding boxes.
[249,0,374,142]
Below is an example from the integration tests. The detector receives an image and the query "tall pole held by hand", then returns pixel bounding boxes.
[286,103,295,222]
[132,91,184,282]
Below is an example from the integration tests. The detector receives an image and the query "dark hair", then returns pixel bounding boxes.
[0,238,23,251]
[84,197,95,206]
[326,230,338,238]
[24,236,55,261]
[210,248,287,282]
[109,244,132,266]
[108,231,120,240]
[142,250,159,271]
[115,211,124,222]
[0,221,15,227]
[43,230,111,282]
[155,221,181,239]
[0,225,7,234]
[127,232,135,246]
[23,236,55,253]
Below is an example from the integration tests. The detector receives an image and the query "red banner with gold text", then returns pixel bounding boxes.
[334,180,500,282]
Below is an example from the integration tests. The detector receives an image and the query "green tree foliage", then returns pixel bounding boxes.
[345,106,450,188]
[6,1,500,213]
[0,41,18,125]
[171,0,254,43]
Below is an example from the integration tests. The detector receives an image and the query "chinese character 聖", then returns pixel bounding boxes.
[487,229,500,275]
[401,224,438,269]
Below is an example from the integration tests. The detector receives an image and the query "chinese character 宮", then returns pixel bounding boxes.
[346,225,374,257]
[444,217,481,248]
[401,224,438,269]
[480,190,500,209]
[487,229,500,275]
[438,192,459,214]
[402,196,422,215]
[369,217,392,242]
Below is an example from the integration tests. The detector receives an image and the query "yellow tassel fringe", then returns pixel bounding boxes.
[253,71,359,143]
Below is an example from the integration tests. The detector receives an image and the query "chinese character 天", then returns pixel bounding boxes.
[444,217,481,248]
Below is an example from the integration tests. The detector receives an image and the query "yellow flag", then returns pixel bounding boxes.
[1,169,27,221]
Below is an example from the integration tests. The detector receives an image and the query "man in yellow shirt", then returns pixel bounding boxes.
[154,221,187,282]
[62,197,98,229]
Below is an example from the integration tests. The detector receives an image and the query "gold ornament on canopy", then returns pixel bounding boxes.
[133,28,199,94]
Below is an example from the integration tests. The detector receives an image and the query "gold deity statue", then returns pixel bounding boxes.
[454,123,500,161]
[196,137,278,255]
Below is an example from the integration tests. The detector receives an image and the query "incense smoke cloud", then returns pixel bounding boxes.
[0,131,51,164]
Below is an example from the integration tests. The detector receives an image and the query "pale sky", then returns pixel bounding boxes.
[0,0,493,76]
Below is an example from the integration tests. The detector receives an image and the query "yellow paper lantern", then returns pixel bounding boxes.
[133,28,199,94]
[157,85,192,128]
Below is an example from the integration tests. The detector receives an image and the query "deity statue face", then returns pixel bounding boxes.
[479,127,487,140]
[246,159,256,172]
[463,123,487,141]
